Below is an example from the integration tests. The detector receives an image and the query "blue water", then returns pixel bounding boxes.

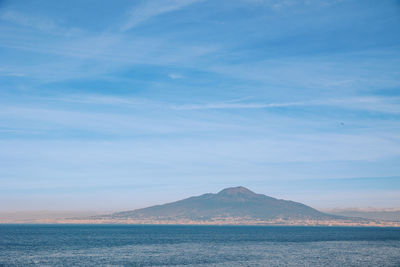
[1,225,400,266]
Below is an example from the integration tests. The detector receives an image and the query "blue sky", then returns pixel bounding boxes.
[1,0,400,211]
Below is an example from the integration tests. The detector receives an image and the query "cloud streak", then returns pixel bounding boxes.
[0,10,57,31]
[172,97,400,114]
[0,9,81,37]
[121,0,200,31]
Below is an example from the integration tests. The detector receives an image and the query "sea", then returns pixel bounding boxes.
[1,225,400,266]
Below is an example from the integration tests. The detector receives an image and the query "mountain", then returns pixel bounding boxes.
[98,186,346,223]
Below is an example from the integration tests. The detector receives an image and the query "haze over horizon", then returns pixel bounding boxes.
[1,0,400,211]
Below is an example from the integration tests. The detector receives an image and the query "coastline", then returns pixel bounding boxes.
[2,219,399,227]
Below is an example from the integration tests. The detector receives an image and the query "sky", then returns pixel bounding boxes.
[1,0,400,211]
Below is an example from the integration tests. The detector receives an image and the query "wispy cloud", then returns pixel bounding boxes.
[168,73,183,79]
[121,0,200,31]
[0,36,217,84]
[43,94,163,108]
[325,97,400,114]
[0,69,25,77]
[14,94,399,115]
[0,10,57,31]
[0,10,81,36]
[173,101,303,110]
[173,97,400,114]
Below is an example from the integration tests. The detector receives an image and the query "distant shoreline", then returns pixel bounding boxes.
[2,220,400,227]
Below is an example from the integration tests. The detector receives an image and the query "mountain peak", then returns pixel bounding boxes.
[217,186,256,196]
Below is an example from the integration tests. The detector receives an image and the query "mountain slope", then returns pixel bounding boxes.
[105,186,341,221]
[326,209,400,222]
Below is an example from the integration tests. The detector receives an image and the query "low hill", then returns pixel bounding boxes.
[325,209,400,222]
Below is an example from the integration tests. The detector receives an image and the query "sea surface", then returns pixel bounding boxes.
[1,225,400,266]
